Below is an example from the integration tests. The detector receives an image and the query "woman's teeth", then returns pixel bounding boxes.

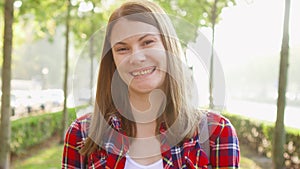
[132,67,155,76]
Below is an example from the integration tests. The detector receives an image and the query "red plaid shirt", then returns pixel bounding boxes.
[62,112,240,169]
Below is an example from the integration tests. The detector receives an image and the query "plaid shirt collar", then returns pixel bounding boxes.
[100,114,208,169]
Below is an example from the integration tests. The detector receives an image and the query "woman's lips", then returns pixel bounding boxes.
[130,66,156,77]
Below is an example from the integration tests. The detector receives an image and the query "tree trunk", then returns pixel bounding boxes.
[0,0,14,168]
[60,0,71,144]
[209,0,218,109]
[273,0,290,168]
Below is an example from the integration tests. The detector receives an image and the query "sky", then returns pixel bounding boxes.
[213,0,299,66]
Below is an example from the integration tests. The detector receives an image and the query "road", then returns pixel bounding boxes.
[226,99,300,129]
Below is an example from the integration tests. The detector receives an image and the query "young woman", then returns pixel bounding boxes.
[62,0,240,168]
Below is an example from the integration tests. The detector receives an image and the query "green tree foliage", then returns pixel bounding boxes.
[69,0,235,49]
[16,0,66,41]
[156,0,235,44]
[70,0,110,46]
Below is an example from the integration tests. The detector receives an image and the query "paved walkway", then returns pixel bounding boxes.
[226,99,300,129]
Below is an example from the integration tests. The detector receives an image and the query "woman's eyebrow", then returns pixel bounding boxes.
[138,33,156,42]
[113,33,158,46]
[113,41,127,46]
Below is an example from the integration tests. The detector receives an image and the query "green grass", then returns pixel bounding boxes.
[240,157,260,169]
[12,142,63,169]
[12,139,270,169]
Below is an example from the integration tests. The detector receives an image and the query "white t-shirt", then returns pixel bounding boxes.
[124,155,163,169]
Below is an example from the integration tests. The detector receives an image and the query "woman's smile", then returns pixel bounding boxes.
[130,66,156,78]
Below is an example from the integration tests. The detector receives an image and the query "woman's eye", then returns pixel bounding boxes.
[116,47,128,52]
[143,40,155,46]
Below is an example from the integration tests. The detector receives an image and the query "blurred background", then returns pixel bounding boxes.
[0,0,299,168]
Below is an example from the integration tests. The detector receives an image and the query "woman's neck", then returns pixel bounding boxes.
[127,90,163,165]
[135,120,157,138]
[128,120,162,165]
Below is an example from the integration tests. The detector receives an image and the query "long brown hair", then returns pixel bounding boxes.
[79,0,200,156]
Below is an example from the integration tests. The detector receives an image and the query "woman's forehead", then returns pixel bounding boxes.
[110,19,160,46]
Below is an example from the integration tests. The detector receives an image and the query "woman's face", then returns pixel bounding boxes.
[110,19,167,95]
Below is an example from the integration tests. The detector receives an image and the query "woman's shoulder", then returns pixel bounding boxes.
[73,112,92,125]
[63,113,93,151]
[77,112,93,120]
[67,112,122,136]
[206,111,230,125]
[199,110,233,126]
[67,113,92,136]
[198,110,238,141]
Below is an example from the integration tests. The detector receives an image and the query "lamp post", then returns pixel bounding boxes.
[42,67,49,89]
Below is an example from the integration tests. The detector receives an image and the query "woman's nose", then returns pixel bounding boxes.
[129,48,146,64]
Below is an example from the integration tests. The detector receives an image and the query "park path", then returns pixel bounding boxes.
[227,99,300,129]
